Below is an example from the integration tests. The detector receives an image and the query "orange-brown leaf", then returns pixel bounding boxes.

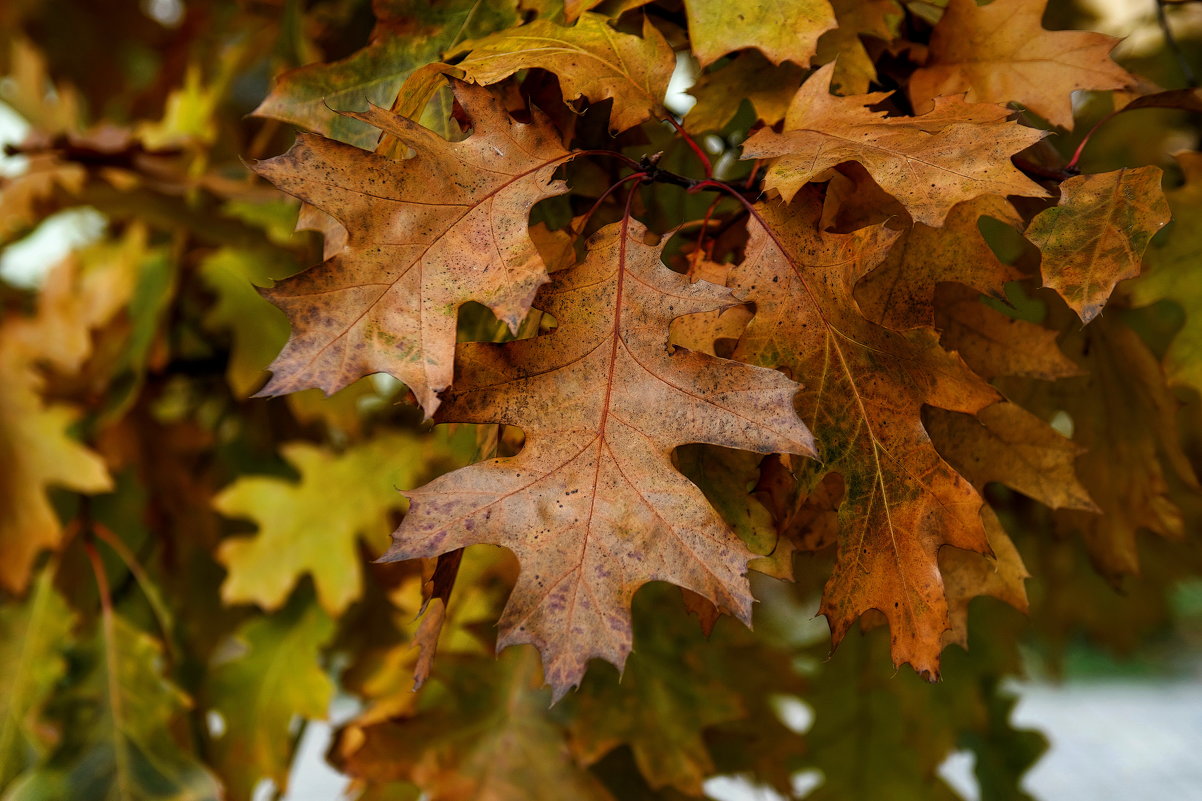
[743,64,1048,226]
[381,219,814,697]
[908,0,1132,130]
[252,81,570,414]
[731,195,1000,677]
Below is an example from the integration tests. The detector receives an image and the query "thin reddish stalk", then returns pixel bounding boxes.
[663,116,713,178]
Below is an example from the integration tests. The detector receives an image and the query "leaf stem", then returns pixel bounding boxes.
[662,115,714,178]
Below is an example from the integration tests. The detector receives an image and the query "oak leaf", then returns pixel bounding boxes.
[908,0,1132,129]
[813,0,902,94]
[253,81,570,414]
[0,569,74,788]
[12,615,220,801]
[451,14,674,133]
[208,598,335,801]
[683,0,837,67]
[215,433,438,615]
[934,284,1081,382]
[684,52,802,134]
[337,649,615,801]
[1026,166,1170,324]
[254,0,519,148]
[856,195,1023,330]
[999,315,1198,579]
[939,508,1029,649]
[382,218,814,696]
[0,340,112,594]
[730,195,1000,677]
[743,64,1048,226]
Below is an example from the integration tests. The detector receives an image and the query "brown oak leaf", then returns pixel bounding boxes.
[731,194,1000,677]
[381,218,814,697]
[252,80,571,414]
[908,0,1133,130]
[743,64,1048,226]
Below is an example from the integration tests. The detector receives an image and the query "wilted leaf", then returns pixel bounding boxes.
[382,218,813,696]
[1026,166,1170,324]
[731,195,999,677]
[908,0,1132,129]
[744,64,1048,226]
[253,80,570,413]
[814,0,902,94]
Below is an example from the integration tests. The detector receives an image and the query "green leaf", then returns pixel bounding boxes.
[6,615,220,801]
[207,596,335,801]
[215,432,436,615]
[0,568,75,791]
[335,647,615,801]
[254,0,520,148]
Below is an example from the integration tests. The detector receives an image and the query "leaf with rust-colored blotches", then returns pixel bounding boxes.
[0,340,112,595]
[683,0,836,67]
[254,0,519,148]
[1131,152,1202,395]
[253,80,570,414]
[999,314,1199,579]
[336,648,615,801]
[926,402,1097,513]
[908,0,1132,129]
[215,432,437,616]
[1027,166,1170,324]
[208,596,334,801]
[730,194,1000,678]
[856,195,1023,330]
[452,14,674,133]
[382,218,813,697]
[743,64,1048,226]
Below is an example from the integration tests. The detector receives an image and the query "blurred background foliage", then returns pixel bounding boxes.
[0,1,1200,800]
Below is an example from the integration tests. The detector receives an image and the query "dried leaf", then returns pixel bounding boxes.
[731,195,1000,677]
[253,81,570,413]
[383,218,813,696]
[744,64,1048,226]
[908,0,1132,129]
[1026,166,1170,324]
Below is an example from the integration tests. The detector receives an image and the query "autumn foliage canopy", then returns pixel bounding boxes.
[2,0,1202,799]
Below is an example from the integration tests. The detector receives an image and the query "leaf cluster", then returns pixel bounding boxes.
[2,1,1202,800]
